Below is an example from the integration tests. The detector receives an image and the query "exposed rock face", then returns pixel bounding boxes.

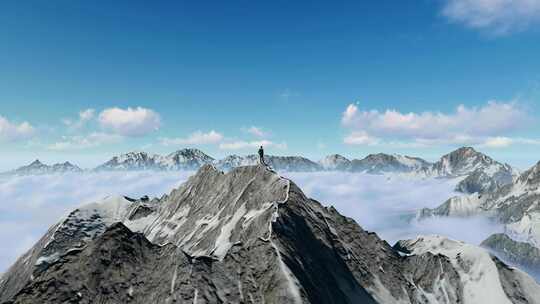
[5,160,83,175]
[349,153,429,174]
[2,165,538,304]
[482,233,540,279]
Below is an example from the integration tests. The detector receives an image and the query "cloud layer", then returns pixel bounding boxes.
[342,101,535,148]
[442,0,540,35]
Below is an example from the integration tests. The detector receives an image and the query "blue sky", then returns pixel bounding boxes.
[1,0,540,170]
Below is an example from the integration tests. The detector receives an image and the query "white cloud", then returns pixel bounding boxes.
[341,101,535,148]
[48,132,122,150]
[0,115,35,142]
[442,0,540,35]
[243,126,269,137]
[98,107,160,136]
[159,130,224,146]
[219,140,287,150]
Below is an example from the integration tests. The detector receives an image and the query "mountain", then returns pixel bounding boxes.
[95,149,214,171]
[349,153,430,174]
[318,154,351,171]
[421,147,516,194]
[215,154,322,172]
[2,164,539,303]
[420,160,540,243]
[482,233,540,279]
[5,160,83,175]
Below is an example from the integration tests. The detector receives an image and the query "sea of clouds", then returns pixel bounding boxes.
[0,170,503,272]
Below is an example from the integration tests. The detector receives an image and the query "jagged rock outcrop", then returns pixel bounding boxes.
[2,165,538,303]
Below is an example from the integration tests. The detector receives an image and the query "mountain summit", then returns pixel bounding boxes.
[1,164,538,303]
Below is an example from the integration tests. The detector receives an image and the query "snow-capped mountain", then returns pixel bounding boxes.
[349,153,430,174]
[2,164,538,303]
[6,160,83,175]
[95,148,214,171]
[318,154,351,171]
[420,147,516,194]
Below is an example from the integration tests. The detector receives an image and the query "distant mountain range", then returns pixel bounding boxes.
[2,164,538,303]
[3,147,517,194]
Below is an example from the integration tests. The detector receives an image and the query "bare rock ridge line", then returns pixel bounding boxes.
[3,147,517,196]
[1,164,539,303]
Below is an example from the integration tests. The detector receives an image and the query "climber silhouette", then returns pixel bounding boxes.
[258,146,266,166]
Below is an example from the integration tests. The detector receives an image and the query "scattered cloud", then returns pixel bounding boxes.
[219,140,287,150]
[343,131,380,146]
[98,107,160,136]
[0,115,35,142]
[442,0,540,35]
[48,132,123,150]
[341,101,535,148]
[159,130,224,146]
[62,109,95,130]
[242,126,269,138]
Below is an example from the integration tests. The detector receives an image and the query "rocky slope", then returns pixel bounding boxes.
[1,165,538,303]
[5,160,82,175]
[482,233,540,279]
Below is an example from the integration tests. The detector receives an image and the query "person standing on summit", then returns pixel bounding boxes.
[258,145,266,166]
